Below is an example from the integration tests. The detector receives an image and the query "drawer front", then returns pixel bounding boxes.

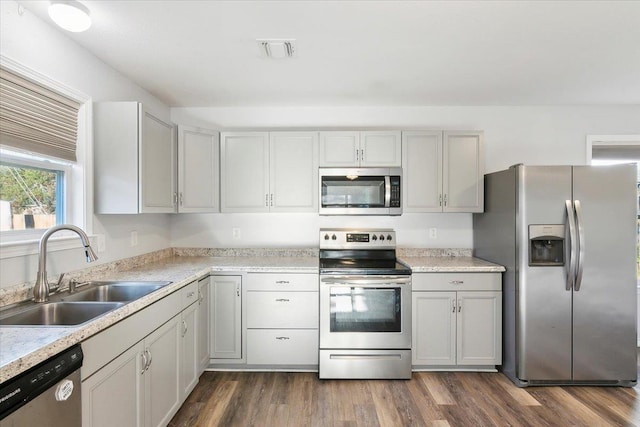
[412,273,501,292]
[247,291,318,328]
[181,281,199,310]
[247,329,318,365]
[246,273,318,291]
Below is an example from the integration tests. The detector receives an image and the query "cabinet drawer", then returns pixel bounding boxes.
[181,281,199,310]
[412,273,501,291]
[247,291,318,328]
[246,273,318,291]
[247,329,318,365]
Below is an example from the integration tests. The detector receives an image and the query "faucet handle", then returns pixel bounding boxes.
[50,273,66,293]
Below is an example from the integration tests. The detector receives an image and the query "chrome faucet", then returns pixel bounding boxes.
[33,224,98,303]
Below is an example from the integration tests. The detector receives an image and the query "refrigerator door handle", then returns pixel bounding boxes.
[565,200,577,291]
[574,199,585,291]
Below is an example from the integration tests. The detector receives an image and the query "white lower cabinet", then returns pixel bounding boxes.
[210,275,242,360]
[245,273,319,367]
[82,316,181,427]
[412,273,502,369]
[197,276,210,373]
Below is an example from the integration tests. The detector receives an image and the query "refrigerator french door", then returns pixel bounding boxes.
[474,164,637,387]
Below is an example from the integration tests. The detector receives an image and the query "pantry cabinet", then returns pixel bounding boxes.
[319,131,402,167]
[177,125,220,213]
[210,275,242,359]
[220,131,318,212]
[402,130,484,213]
[246,273,319,367]
[94,102,177,214]
[412,273,501,369]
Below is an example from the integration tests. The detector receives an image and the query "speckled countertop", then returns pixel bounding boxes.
[0,249,503,383]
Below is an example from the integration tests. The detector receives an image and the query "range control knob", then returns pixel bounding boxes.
[331,234,337,240]
[324,234,329,240]
[387,234,393,241]
[372,235,378,241]
[379,234,385,241]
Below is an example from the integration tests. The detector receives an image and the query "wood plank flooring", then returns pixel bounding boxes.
[169,370,640,426]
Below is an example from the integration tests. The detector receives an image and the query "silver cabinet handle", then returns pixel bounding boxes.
[360,149,364,162]
[265,194,269,207]
[275,280,290,284]
[173,192,178,206]
[275,298,290,302]
[439,194,443,207]
[452,300,456,313]
[141,351,148,375]
[458,299,462,312]
[179,192,183,206]
[276,336,290,340]
[449,280,464,285]
[187,291,195,299]
[444,194,448,206]
[356,148,359,161]
[236,285,240,297]
[270,193,273,207]
[145,349,152,371]
[182,320,188,337]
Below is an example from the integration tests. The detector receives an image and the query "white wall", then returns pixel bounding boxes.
[171,105,640,249]
[0,1,172,288]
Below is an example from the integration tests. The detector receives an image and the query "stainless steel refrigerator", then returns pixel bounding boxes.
[473,164,637,387]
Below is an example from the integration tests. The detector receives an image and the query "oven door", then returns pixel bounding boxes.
[320,275,411,349]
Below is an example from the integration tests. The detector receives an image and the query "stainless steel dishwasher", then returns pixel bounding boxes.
[0,344,83,426]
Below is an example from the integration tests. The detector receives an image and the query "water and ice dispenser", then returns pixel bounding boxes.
[528,225,565,266]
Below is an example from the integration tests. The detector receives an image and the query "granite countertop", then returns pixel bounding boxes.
[0,250,503,383]
[0,255,318,383]
[401,256,505,273]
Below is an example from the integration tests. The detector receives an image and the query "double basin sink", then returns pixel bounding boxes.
[0,281,171,327]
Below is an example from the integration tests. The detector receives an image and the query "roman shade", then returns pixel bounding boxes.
[0,66,80,162]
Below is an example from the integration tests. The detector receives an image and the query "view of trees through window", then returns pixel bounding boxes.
[0,163,61,231]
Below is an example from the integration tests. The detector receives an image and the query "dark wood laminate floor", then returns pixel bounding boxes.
[168,370,640,426]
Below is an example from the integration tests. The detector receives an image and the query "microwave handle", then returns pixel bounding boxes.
[385,175,391,207]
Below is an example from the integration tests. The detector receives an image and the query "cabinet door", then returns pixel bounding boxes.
[412,292,456,366]
[177,125,220,213]
[456,291,502,366]
[82,342,145,427]
[140,107,176,213]
[319,131,359,166]
[144,316,181,427]
[443,131,484,213]
[197,276,210,374]
[360,131,402,167]
[220,132,270,212]
[180,302,199,400]
[210,276,242,359]
[269,132,319,212]
[402,131,443,212]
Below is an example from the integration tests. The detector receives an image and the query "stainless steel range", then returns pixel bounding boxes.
[319,228,412,379]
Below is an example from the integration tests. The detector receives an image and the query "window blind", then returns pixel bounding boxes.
[0,66,80,162]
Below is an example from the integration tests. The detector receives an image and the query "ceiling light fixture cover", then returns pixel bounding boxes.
[258,39,296,59]
[48,0,92,32]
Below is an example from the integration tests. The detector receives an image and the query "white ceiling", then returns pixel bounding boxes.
[19,0,640,107]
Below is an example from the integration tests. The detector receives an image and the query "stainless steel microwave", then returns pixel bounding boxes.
[319,168,402,215]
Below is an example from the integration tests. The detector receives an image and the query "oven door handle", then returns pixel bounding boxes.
[320,276,411,285]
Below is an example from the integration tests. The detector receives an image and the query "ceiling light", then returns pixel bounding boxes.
[48,0,92,33]
[258,39,296,59]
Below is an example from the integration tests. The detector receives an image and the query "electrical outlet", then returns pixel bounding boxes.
[232,228,241,239]
[429,228,438,239]
[130,230,138,247]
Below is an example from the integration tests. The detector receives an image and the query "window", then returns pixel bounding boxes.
[0,150,69,232]
[0,58,90,248]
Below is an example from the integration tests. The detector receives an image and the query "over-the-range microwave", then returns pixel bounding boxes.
[319,167,402,215]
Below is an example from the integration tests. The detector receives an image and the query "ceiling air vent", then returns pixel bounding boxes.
[258,39,296,59]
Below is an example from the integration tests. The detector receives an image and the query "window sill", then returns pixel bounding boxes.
[0,234,98,260]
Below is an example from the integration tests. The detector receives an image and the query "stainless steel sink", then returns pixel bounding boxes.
[60,282,170,303]
[0,302,124,327]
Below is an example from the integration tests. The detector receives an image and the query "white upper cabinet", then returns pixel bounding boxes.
[220,131,318,213]
[269,132,319,212]
[94,102,177,214]
[177,125,220,213]
[402,130,484,213]
[319,131,401,167]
